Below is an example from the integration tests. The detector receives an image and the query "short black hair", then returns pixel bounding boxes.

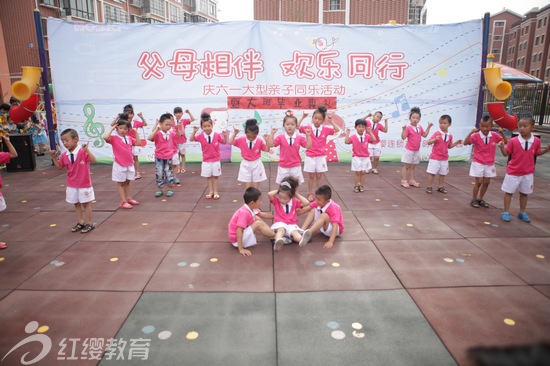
[480,115,492,124]
[520,116,535,126]
[355,118,367,127]
[440,114,452,124]
[159,113,172,123]
[315,185,332,200]
[117,119,132,129]
[174,106,183,114]
[0,103,10,112]
[244,187,261,204]
[61,128,78,139]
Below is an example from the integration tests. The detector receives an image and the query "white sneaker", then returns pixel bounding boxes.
[274,238,285,251]
[299,229,312,247]
[371,168,379,174]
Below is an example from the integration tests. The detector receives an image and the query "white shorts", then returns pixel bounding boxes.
[351,156,372,172]
[201,161,222,177]
[501,173,534,195]
[271,222,302,238]
[314,210,341,237]
[303,156,328,173]
[66,186,95,204]
[132,146,141,156]
[238,159,267,183]
[112,161,136,182]
[171,152,180,166]
[426,159,449,176]
[231,225,257,248]
[469,162,497,178]
[276,166,304,184]
[177,143,186,155]
[369,142,382,157]
[401,148,420,164]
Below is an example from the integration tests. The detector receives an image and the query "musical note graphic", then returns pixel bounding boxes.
[83,103,105,148]
[391,94,410,118]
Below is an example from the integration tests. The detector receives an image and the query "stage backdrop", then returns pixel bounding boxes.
[47,19,482,162]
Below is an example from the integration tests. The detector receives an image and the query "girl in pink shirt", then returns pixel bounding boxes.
[267,111,312,186]
[298,106,340,201]
[190,112,228,200]
[400,107,433,188]
[344,119,376,193]
[172,106,195,174]
[267,176,310,251]
[229,118,269,189]
[365,111,388,174]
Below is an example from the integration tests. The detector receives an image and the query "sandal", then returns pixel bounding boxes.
[426,187,433,194]
[213,194,220,200]
[401,180,410,188]
[409,180,420,188]
[358,185,364,192]
[478,199,490,208]
[205,193,213,199]
[437,187,447,194]
[0,242,7,250]
[353,186,360,193]
[307,193,314,202]
[80,224,95,234]
[71,223,85,232]
[470,200,480,208]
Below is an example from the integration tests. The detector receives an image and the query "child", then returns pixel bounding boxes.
[30,114,48,155]
[298,106,340,201]
[0,133,18,249]
[173,106,195,174]
[103,119,141,209]
[344,119,377,193]
[49,129,96,234]
[268,176,310,251]
[400,107,433,188]
[497,117,550,222]
[190,112,228,200]
[267,111,312,186]
[365,111,388,174]
[112,105,148,179]
[228,187,276,257]
[147,113,177,198]
[425,115,463,194]
[299,185,344,249]
[463,115,507,208]
[229,119,269,189]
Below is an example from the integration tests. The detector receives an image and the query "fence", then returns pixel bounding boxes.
[484,82,550,125]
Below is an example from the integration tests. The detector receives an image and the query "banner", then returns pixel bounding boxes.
[47,19,482,162]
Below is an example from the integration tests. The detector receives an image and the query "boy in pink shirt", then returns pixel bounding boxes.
[425,115,463,194]
[148,113,178,198]
[172,106,195,174]
[299,185,344,249]
[497,117,550,222]
[228,187,276,256]
[463,115,507,208]
[344,119,377,193]
[50,129,97,234]
[0,133,18,249]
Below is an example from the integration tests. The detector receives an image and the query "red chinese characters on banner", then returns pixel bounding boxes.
[137,52,165,80]
[348,52,409,80]
[280,51,342,81]
[227,97,337,110]
[204,84,346,96]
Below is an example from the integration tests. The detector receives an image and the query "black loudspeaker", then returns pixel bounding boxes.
[2,134,36,172]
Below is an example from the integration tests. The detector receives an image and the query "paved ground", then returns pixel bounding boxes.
[0,134,549,365]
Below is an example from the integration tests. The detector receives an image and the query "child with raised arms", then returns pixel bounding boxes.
[497,117,550,222]
[344,118,377,193]
[111,104,148,179]
[228,187,276,257]
[190,112,228,200]
[425,114,463,194]
[267,110,312,186]
[268,176,310,251]
[103,118,141,209]
[400,106,433,188]
[365,111,388,174]
[49,129,97,234]
[148,113,177,198]
[229,118,269,189]
[173,106,195,174]
[463,115,507,208]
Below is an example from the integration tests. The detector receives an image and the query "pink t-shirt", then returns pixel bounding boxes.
[349,134,373,157]
[429,131,453,161]
[106,134,135,167]
[195,132,224,162]
[174,118,190,144]
[228,204,259,243]
[0,152,10,188]
[273,133,307,168]
[505,136,541,176]
[404,124,424,151]
[470,131,502,165]
[153,130,177,159]
[366,120,384,142]
[59,146,92,188]
[127,120,144,140]
[271,196,302,225]
[299,125,334,157]
[310,200,344,234]
[234,136,266,161]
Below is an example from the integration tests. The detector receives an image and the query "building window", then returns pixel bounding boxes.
[329,0,341,10]
[200,0,208,13]
[169,3,184,22]
[131,0,142,6]
[492,49,499,54]
[209,1,216,16]
[40,0,56,6]
[546,68,550,77]
[64,0,95,20]
[494,35,502,40]
[150,0,165,17]
[526,25,529,33]
[184,12,191,22]
[494,21,504,27]
[545,17,547,26]
[536,36,539,45]
[104,4,128,22]
[542,34,545,44]
[538,19,542,28]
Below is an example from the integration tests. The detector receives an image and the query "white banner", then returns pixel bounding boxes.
[48,19,482,162]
